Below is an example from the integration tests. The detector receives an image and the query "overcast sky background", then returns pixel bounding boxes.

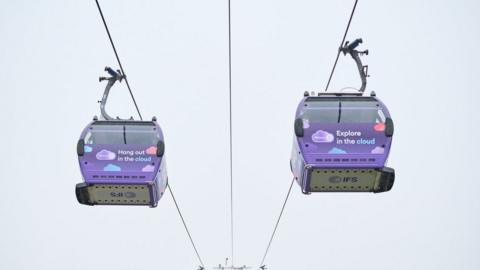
[1,0,479,269]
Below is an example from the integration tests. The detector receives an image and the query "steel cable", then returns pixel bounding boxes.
[95,0,143,120]
[324,0,359,92]
[258,178,295,268]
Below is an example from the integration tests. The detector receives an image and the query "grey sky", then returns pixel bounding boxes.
[0,0,479,269]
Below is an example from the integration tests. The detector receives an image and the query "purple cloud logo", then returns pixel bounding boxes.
[302,119,310,129]
[103,164,121,172]
[311,130,334,143]
[371,146,385,154]
[96,149,116,161]
[142,164,155,172]
[328,147,347,154]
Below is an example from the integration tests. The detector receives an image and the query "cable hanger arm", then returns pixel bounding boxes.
[98,67,131,120]
[340,38,369,93]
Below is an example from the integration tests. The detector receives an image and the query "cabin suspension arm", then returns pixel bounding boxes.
[340,38,369,93]
[99,66,125,120]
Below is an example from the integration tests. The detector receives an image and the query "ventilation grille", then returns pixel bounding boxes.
[93,185,147,190]
[90,184,150,205]
[315,158,376,163]
[309,169,376,192]
[311,185,372,191]
[96,199,149,204]
[92,175,147,179]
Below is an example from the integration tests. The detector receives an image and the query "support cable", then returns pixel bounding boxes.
[323,0,359,92]
[168,183,206,269]
[258,178,295,268]
[227,0,235,266]
[95,0,143,120]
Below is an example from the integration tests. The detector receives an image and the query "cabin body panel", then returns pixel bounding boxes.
[291,94,395,193]
[76,120,167,207]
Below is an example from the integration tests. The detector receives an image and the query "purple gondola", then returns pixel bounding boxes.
[290,39,395,194]
[75,67,167,207]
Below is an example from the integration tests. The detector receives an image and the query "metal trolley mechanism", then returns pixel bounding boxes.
[75,67,167,207]
[290,39,395,194]
[340,38,369,93]
[98,66,131,121]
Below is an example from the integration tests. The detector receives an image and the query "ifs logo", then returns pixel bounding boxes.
[328,176,359,183]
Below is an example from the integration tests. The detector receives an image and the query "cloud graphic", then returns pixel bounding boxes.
[142,164,156,172]
[96,149,116,160]
[371,146,385,154]
[374,123,386,132]
[312,130,334,143]
[103,164,121,172]
[302,119,310,129]
[84,146,93,153]
[328,147,347,154]
[146,146,157,155]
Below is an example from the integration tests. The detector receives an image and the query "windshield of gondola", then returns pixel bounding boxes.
[84,122,159,145]
[302,97,386,123]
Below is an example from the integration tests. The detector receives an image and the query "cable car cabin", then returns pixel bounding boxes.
[75,119,167,207]
[290,92,394,194]
[75,67,167,207]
